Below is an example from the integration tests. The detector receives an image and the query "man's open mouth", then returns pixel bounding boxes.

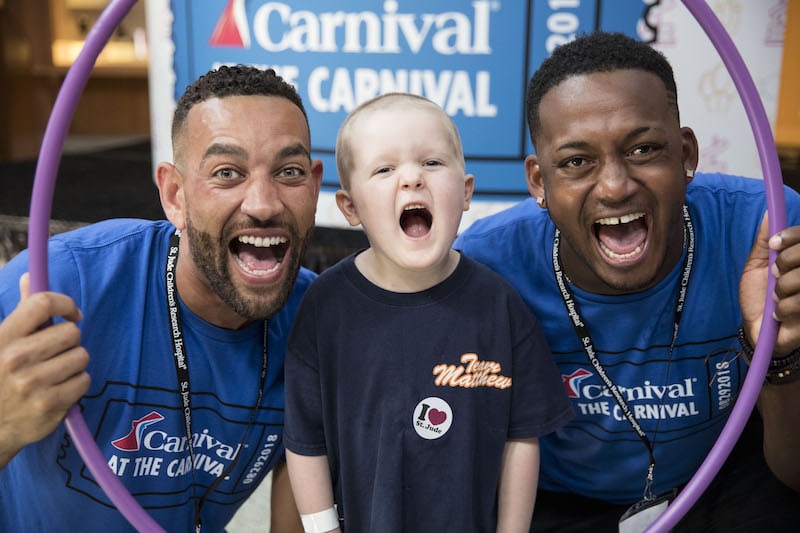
[593,212,647,260]
[400,204,433,238]
[231,235,289,275]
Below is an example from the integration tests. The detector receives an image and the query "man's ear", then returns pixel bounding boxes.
[310,159,324,204]
[681,126,700,183]
[156,162,186,230]
[525,154,546,207]
[335,189,361,227]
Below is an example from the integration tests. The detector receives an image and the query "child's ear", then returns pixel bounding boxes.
[335,189,362,227]
[463,174,475,211]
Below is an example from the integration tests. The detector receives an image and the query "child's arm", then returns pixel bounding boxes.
[285,450,341,533]
[496,437,540,533]
[270,459,303,532]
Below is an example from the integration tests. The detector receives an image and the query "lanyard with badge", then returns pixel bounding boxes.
[166,230,269,533]
[551,205,694,533]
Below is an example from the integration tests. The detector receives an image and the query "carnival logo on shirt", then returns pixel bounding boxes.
[210,0,251,48]
[413,397,452,440]
[562,368,592,398]
[111,411,165,451]
[106,412,243,479]
[563,368,703,422]
[56,380,284,507]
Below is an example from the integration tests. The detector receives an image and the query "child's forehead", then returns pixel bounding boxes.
[352,104,454,142]
[358,101,441,124]
[354,111,456,154]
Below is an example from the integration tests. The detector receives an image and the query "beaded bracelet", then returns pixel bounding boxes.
[738,326,800,385]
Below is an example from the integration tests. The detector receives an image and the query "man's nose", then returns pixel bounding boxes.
[241,175,284,220]
[594,158,635,202]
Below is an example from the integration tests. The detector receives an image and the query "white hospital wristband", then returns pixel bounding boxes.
[300,506,339,533]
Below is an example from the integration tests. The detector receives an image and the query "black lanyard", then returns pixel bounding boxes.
[165,230,269,532]
[551,205,695,499]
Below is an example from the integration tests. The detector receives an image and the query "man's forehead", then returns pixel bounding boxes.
[540,71,672,123]
[547,69,664,97]
[185,95,309,138]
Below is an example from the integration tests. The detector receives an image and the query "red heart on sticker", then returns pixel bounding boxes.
[428,408,447,425]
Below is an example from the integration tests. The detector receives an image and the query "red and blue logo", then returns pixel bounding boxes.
[111,411,165,451]
[209,0,251,48]
[562,368,593,398]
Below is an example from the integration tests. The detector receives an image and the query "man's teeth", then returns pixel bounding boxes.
[595,212,645,225]
[599,242,642,260]
[237,235,287,247]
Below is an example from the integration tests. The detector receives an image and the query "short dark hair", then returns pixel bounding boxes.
[171,65,307,142]
[526,31,678,147]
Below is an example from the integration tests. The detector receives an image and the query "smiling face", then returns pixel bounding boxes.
[526,69,698,295]
[335,96,473,291]
[158,94,322,328]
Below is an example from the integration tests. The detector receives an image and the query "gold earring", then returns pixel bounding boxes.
[536,197,547,208]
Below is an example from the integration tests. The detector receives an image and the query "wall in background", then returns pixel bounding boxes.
[0,0,149,163]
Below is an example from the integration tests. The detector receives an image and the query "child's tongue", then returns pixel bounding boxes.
[401,209,432,238]
[402,212,430,237]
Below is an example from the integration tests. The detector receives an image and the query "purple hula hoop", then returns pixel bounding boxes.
[26,0,164,530]
[648,0,787,531]
[24,0,784,531]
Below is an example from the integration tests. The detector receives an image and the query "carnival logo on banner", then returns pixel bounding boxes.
[169,0,652,202]
[210,0,251,48]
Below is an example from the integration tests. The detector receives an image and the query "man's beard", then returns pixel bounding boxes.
[184,216,312,320]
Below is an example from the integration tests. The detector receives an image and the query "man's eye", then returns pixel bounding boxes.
[215,168,242,180]
[629,144,660,157]
[277,166,308,182]
[563,156,586,168]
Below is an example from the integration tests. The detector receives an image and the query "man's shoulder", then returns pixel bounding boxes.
[0,219,173,317]
[281,265,320,311]
[458,254,535,302]
[465,198,544,229]
[688,172,765,195]
[1,219,172,278]
[50,218,173,249]
[688,171,800,203]
[688,172,800,222]
[293,266,319,293]
[459,198,542,237]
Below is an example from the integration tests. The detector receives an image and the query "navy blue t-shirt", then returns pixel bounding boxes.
[285,253,573,532]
